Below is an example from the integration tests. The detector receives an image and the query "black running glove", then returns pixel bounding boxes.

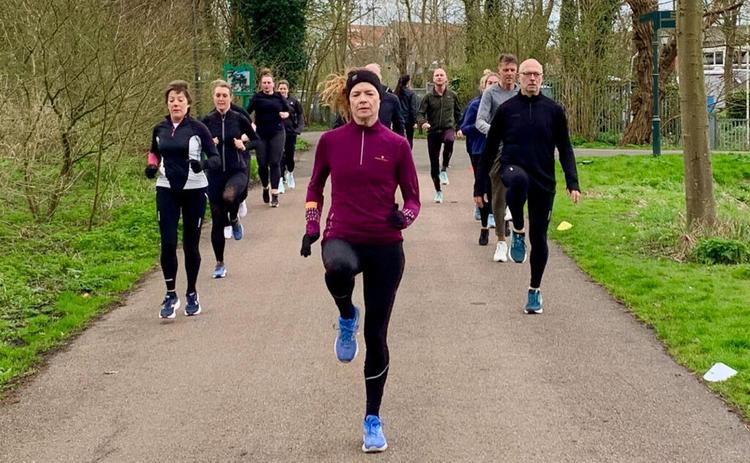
[300,233,320,257]
[144,165,158,179]
[189,159,203,173]
[202,155,222,172]
[389,210,406,230]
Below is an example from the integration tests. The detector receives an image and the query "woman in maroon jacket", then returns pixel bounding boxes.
[301,69,420,453]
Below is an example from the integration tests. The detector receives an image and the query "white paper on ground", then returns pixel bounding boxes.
[703,362,738,382]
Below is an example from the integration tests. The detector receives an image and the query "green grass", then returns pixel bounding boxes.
[0,159,160,390]
[549,153,750,419]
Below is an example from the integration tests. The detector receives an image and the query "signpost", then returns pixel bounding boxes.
[223,64,255,108]
[639,10,676,156]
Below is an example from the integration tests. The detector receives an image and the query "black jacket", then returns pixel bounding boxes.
[149,115,218,190]
[397,88,418,126]
[282,95,305,135]
[246,91,291,138]
[201,109,256,173]
[477,93,579,196]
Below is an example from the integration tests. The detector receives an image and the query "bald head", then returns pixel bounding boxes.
[518,59,543,96]
[365,63,382,79]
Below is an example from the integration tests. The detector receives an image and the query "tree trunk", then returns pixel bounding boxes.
[623,0,657,145]
[677,0,716,229]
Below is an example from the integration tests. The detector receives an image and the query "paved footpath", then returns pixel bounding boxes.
[1,133,749,462]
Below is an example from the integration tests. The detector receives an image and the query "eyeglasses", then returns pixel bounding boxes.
[520,72,543,78]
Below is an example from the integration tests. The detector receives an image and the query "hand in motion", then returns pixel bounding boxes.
[456,130,464,139]
[144,165,158,179]
[189,159,203,173]
[300,233,320,257]
[233,138,246,150]
[421,122,431,131]
[567,189,581,204]
[213,137,219,145]
[279,111,290,119]
[473,194,488,208]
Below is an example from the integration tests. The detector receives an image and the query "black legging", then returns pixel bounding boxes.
[255,130,285,189]
[156,187,206,293]
[501,165,555,288]
[426,130,454,191]
[470,154,492,228]
[208,170,248,262]
[282,133,297,174]
[322,239,405,417]
[405,124,415,149]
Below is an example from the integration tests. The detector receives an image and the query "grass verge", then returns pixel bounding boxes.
[550,153,750,420]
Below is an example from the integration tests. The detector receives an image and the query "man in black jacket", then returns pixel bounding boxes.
[475,58,581,315]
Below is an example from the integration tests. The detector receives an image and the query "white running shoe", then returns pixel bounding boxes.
[223,226,232,239]
[238,200,247,218]
[287,172,296,189]
[278,180,285,194]
[493,241,509,262]
[439,170,449,185]
[434,191,443,203]
[504,206,512,221]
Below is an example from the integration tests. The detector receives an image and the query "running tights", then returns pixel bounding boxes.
[209,171,248,262]
[282,133,297,174]
[426,131,453,191]
[322,239,405,417]
[256,131,285,190]
[501,165,555,288]
[156,187,206,294]
[470,154,492,228]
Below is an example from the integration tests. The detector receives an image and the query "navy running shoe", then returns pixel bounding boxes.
[525,288,543,314]
[184,292,202,316]
[231,219,243,240]
[159,292,179,319]
[510,229,527,263]
[362,415,388,453]
[334,307,359,363]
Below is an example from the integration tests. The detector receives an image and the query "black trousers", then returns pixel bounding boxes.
[255,130,285,189]
[282,132,297,174]
[426,130,454,191]
[404,124,415,149]
[322,239,405,417]
[501,165,555,288]
[470,154,492,228]
[156,187,206,294]
[207,170,248,262]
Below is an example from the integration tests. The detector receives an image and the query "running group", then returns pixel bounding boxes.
[145,55,581,453]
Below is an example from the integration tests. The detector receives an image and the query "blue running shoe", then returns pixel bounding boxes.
[510,229,527,263]
[334,307,359,363]
[488,213,496,228]
[184,292,202,316]
[474,207,481,221]
[525,288,543,314]
[231,219,243,240]
[362,415,388,453]
[212,262,227,279]
[159,292,179,319]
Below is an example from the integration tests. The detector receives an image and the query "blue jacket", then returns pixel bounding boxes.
[459,96,485,155]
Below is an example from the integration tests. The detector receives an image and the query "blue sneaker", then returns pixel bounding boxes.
[510,229,527,263]
[212,262,227,279]
[362,415,388,453]
[488,213,496,228]
[334,307,359,363]
[184,292,202,316]
[159,292,179,319]
[474,207,481,221]
[231,219,243,240]
[525,288,543,314]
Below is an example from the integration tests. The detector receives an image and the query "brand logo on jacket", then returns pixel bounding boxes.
[374,155,389,162]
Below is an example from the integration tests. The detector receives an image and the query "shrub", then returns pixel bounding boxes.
[691,238,750,265]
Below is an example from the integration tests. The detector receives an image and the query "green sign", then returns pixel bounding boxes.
[223,64,255,96]
[639,10,676,29]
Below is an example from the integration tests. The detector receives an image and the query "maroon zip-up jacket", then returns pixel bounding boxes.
[306,120,420,245]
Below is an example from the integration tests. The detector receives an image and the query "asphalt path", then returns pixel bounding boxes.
[1,132,749,462]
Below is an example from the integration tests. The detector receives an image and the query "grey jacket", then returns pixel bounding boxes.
[476,83,520,135]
